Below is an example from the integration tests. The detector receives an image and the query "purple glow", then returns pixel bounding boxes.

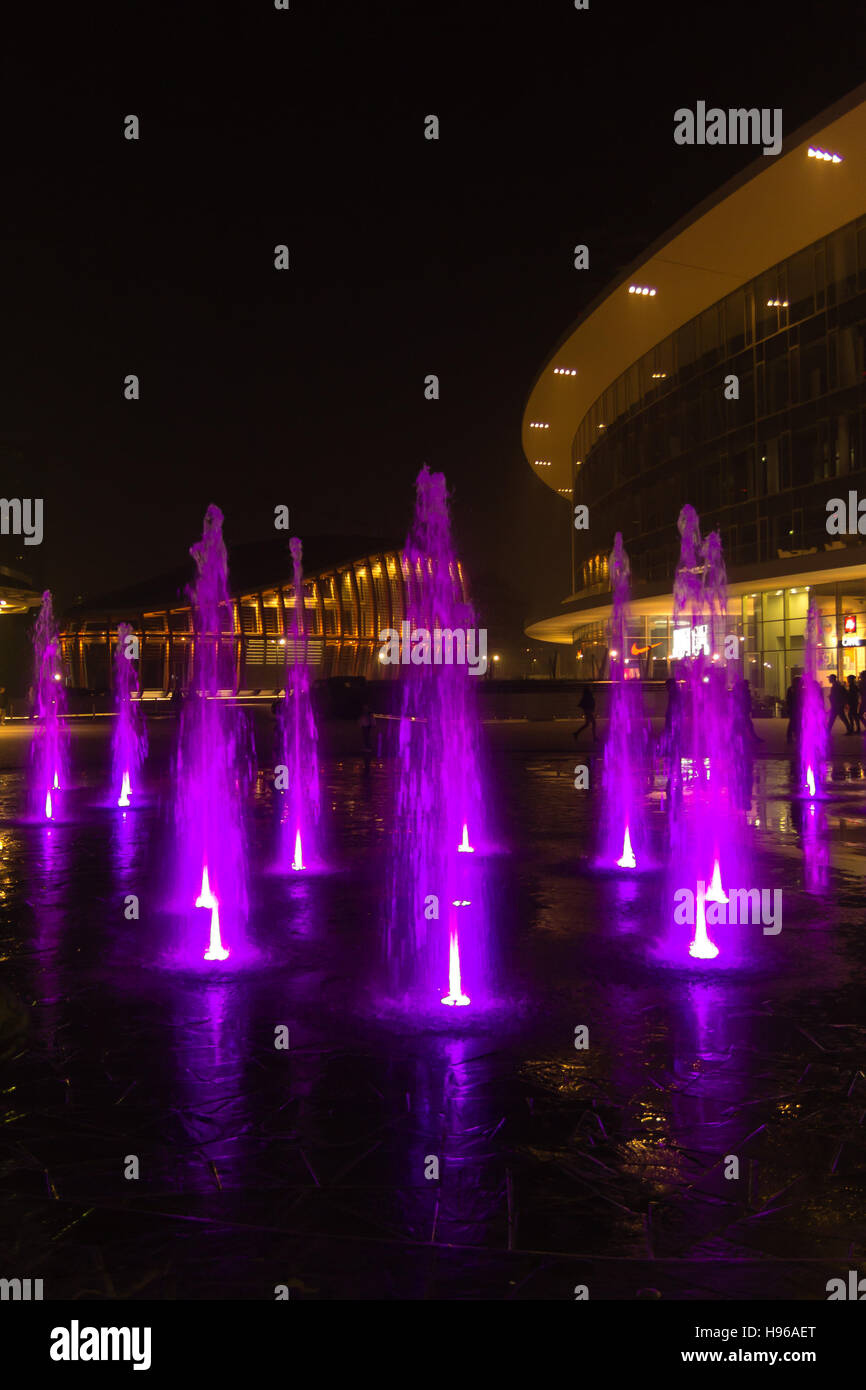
[689,884,720,960]
[173,505,252,965]
[600,535,648,868]
[276,538,320,873]
[112,622,147,808]
[31,591,67,820]
[616,825,636,869]
[799,600,827,798]
[705,858,727,904]
[666,507,750,965]
[441,923,470,1007]
[388,467,489,1009]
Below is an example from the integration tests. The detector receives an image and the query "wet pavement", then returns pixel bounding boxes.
[1,716,865,1300]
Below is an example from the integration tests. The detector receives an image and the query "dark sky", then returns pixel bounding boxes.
[1,1,864,639]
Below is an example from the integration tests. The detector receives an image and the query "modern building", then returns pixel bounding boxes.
[523,86,866,699]
[60,536,464,692]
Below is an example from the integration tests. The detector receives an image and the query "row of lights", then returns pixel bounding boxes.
[629,285,657,296]
[529,421,549,430]
[767,298,789,307]
[553,366,577,376]
[808,146,842,163]
[533,459,552,467]
[651,371,667,379]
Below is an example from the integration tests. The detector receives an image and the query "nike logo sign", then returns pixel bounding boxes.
[630,641,662,655]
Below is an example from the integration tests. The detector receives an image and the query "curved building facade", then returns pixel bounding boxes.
[61,538,465,693]
[524,86,866,699]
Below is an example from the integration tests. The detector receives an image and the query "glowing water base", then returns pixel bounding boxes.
[276,537,320,872]
[111,621,147,808]
[387,466,489,1008]
[31,591,67,820]
[174,505,252,964]
[600,534,648,869]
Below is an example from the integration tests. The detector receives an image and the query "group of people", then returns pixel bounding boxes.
[573,675,764,746]
[786,670,866,741]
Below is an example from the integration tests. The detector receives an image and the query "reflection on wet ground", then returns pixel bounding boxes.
[1,722,865,1299]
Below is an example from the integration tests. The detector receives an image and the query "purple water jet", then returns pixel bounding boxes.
[600,534,649,868]
[387,467,489,1009]
[31,591,67,820]
[799,599,827,799]
[112,622,148,807]
[173,505,253,964]
[276,537,321,870]
[667,506,749,963]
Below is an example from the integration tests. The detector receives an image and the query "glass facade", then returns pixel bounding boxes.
[572,580,866,700]
[571,215,866,602]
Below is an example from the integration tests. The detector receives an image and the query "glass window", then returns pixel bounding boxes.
[723,289,746,354]
[698,304,721,364]
[677,318,697,371]
[787,248,814,322]
[827,226,857,303]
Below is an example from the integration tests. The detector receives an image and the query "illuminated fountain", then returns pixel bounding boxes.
[31,591,67,821]
[668,506,747,962]
[799,599,827,800]
[599,534,648,869]
[387,467,488,1009]
[174,505,252,964]
[112,622,147,808]
[276,538,320,871]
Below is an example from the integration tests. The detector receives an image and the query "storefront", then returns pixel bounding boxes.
[571,579,866,699]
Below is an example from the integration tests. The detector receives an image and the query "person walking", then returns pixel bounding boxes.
[858,669,866,724]
[573,683,597,742]
[827,674,852,734]
[359,704,374,752]
[734,677,763,743]
[846,674,862,733]
[785,674,802,746]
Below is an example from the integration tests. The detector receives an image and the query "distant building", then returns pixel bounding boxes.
[60,536,469,692]
[523,86,866,698]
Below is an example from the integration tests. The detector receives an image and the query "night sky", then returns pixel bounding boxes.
[1,1,864,646]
